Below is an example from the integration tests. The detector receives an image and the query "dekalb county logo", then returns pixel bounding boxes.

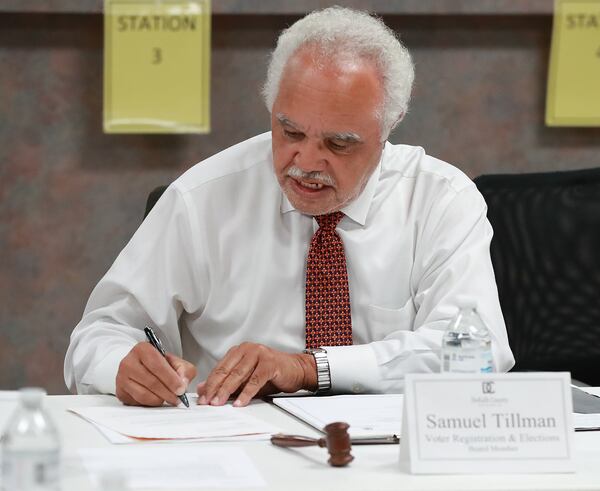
[482,381,495,394]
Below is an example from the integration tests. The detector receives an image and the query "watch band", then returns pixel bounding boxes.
[303,348,331,394]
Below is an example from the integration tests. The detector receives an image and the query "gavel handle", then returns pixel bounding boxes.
[271,433,327,448]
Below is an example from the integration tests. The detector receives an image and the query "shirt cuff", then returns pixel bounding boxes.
[89,345,134,396]
[325,344,380,394]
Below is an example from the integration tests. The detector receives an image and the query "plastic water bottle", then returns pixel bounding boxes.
[1,388,60,491]
[441,302,494,373]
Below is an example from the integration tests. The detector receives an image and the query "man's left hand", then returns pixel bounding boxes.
[196,343,317,407]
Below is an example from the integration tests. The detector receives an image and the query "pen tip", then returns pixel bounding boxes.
[180,394,190,408]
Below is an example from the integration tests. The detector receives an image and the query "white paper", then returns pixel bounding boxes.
[94,420,271,444]
[79,445,265,488]
[574,413,600,431]
[69,403,278,440]
[273,394,403,439]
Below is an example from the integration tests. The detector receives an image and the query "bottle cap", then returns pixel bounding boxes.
[454,295,478,310]
[19,387,46,408]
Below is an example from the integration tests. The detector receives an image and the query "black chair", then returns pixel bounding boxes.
[143,185,168,219]
[474,168,600,385]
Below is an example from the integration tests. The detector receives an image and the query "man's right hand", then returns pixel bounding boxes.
[116,342,197,406]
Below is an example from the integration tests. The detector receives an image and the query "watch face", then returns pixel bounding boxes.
[304,348,326,354]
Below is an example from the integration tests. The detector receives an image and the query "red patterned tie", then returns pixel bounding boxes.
[305,211,353,348]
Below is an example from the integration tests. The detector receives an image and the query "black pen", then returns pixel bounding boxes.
[144,325,190,408]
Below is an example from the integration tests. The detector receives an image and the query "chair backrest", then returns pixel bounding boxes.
[474,167,600,385]
[143,185,168,220]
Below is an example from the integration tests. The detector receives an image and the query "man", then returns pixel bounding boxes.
[64,7,514,407]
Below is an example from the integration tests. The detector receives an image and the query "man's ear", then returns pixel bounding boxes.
[381,112,404,142]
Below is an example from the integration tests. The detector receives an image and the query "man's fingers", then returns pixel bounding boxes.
[211,354,260,406]
[233,366,271,407]
[165,352,196,392]
[115,385,137,406]
[201,346,245,404]
[125,378,167,407]
[116,342,197,407]
[197,343,307,407]
[140,346,186,395]
[116,374,167,407]
[116,344,165,406]
[128,360,181,407]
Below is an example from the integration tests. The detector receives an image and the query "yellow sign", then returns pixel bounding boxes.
[546,0,600,126]
[104,0,211,133]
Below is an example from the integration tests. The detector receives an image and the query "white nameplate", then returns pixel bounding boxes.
[400,372,574,474]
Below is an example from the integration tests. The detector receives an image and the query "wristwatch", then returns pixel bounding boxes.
[303,348,331,394]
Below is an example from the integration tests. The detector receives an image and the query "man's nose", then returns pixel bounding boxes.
[294,139,327,172]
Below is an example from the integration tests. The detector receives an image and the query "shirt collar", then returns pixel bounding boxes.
[279,144,385,226]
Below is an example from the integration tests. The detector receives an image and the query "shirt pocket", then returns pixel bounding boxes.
[365,301,415,342]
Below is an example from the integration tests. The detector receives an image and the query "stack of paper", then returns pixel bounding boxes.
[273,394,403,440]
[69,402,279,443]
[572,386,600,430]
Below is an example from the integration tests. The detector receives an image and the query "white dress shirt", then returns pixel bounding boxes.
[64,132,514,396]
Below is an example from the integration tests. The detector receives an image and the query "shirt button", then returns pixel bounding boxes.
[352,383,364,394]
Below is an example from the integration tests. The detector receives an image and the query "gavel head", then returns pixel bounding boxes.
[323,422,354,467]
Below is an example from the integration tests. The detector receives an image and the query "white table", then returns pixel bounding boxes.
[3,392,600,491]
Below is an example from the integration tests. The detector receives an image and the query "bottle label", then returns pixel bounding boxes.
[443,349,494,373]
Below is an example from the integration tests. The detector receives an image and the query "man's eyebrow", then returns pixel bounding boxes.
[275,114,301,130]
[275,113,361,143]
[324,132,362,144]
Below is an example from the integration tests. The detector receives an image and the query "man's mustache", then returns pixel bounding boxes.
[286,166,335,187]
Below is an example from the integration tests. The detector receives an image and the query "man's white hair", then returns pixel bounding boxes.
[262,6,415,140]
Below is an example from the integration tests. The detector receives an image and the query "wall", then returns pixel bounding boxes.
[1,3,599,393]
